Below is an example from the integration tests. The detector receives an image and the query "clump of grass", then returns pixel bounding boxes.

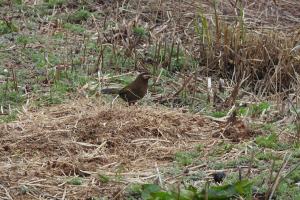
[126,181,253,200]
[0,112,18,123]
[97,174,110,184]
[210,142,233,156]
[174,151,199,166]
[67,177,83,185]
[256,151,281,161]
[133,26,148,38]
[12,0,22,5]
[210,111,227,118]
[255,133,278,149]
[0,20,18,35]
[44,0,66,8]
[63,23,86,34]
[16,35,33,48]
[67,9,91,24]
[255,133,290,150]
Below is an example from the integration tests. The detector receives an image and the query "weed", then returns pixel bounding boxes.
[12,0,22,5]
[133,26,148,38]
[276,182,300,199]
[63,23,86,35]
[286,168,300,184]
[44,0,66,8]
[210,142,233,156]
[250,102,270,117]
[16,35,32,48]
[0,20,18,35]
[19,185,29,194]
[67,177,83,185]
[210,111,227,118]
[97,174,109,184]
[212,155,257,170]
[52,32,65,41]
[195,144,204,152]
[132,180,253,200]
[29,50,46,68]
[0,112,18,123]
[0,83,25,107]
[125,184,144,199]
[255,133,278,149]
[67,9,91,24]
[256,151,281,161]
[175,151,199,166]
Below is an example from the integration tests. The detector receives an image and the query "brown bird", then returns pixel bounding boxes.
[101,72,151,105]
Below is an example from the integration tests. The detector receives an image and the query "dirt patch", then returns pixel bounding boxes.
[0,98,223,199]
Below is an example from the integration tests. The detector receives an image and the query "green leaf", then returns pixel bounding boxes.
[98,174,110,183]
[141,184,162,199]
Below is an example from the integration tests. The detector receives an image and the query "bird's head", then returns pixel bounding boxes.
[139,72,151,80]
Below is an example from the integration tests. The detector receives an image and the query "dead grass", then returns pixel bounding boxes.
[0,98,220,199]
[0,96,259,199]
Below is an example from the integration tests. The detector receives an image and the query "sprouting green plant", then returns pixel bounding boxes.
[16,35,32,48]
[195,144,204,152]
[0,112,18,123]
[250,102,270,117]
[13,0,22,5]
[136,180,253,200]
[19,185,29,194]
[67,9,91,24]
[133,26,148,38]
[44,0,66,8]
[0,20,18,35]
[67,177,83,185]
[0,83,25,107]
[175,151,199,166]
[211,142,233,156]
[63,23,86,34]
[256,151,280,161]
[98,174,110,184]
[194,8,211,46]
[255,133,278,149]
[210,111,227,118]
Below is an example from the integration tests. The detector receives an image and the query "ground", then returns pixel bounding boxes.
[0,98,217,199]
[0,0,300,199]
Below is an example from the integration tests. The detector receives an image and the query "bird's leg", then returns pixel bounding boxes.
[110,94,119,108]
[128,101,138,106]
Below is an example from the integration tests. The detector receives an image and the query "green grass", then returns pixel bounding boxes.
[210,111,227,118]
[67,177,83,185]
[210,142,234,156]
[174,151,199,166]
[67,9,91,24]
[16,34,33,47]
[0,20,18,35]
[133,26,148,38]
[44,0,66,8]
[63,23,86,35]
[125,180,253,200]
[97,174,110,184]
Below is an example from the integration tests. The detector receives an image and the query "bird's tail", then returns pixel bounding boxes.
[101,88,120,94]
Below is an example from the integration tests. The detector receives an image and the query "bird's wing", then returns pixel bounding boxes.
[120,87,141,98]
[101,88,120,94]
